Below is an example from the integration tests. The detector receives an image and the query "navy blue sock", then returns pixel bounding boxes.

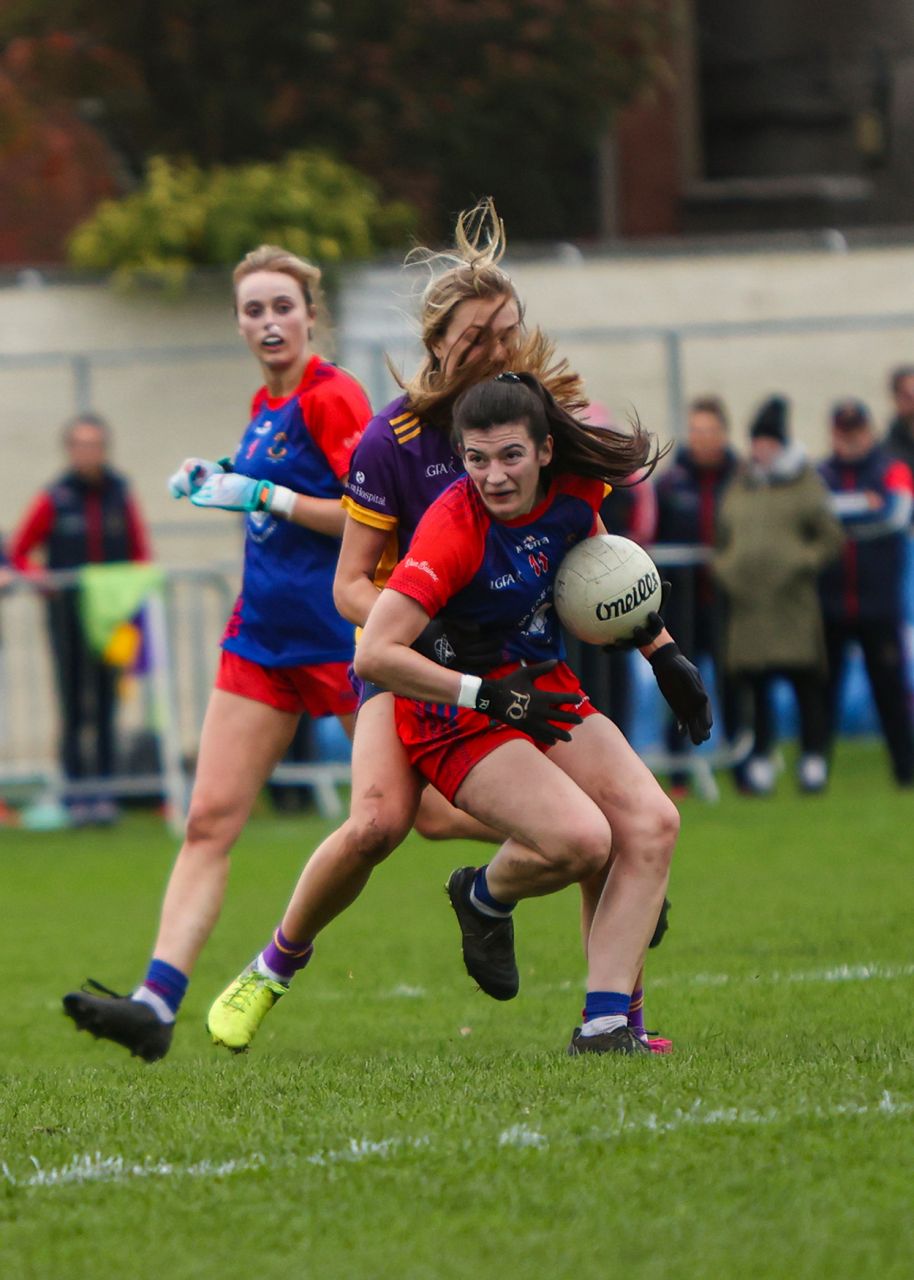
[139,958,189,1018]
[470,866,515,919]
[583,990,631,1023]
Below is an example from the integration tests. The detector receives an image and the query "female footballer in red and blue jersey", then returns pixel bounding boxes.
[220,352,369,675]
[357,373,711,1055]
[63,245,372,1063]
[387,469,604,799]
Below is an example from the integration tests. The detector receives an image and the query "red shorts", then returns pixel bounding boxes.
[216,649,357,717]
[394,660,597,804]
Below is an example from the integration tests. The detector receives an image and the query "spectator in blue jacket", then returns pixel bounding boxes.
[819,398,914,786]
[655,396,742,793]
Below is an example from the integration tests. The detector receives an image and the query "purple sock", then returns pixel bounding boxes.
[628,987,646,1037]
[260,926,314,983]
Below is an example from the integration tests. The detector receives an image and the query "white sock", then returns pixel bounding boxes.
[131,986,175,1024]
[254,954,290,986]
[579,1014,628,1038]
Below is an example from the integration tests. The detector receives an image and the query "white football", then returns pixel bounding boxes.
[554,534,662,645]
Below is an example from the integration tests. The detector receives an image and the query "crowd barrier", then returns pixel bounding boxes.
[1,542,911,824]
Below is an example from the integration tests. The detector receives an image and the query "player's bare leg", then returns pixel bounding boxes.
[449,719,676,1052]
[63,689,300,1060]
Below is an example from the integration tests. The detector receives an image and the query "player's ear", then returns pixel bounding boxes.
[539,434,554,467]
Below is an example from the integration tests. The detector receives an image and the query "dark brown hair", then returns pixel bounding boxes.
[452,372,661,486]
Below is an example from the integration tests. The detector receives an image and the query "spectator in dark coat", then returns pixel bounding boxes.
[819,398,914,786]
[655,396,741,793]
[9,413,151,824]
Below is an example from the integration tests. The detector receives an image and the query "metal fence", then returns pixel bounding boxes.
[8,540,904,822]
[4,306,914,435]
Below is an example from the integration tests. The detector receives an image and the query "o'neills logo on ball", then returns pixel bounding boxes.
[595,570,659,621]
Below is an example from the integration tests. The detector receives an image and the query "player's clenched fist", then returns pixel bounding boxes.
[167,457,226,499]
[472,660,583,746]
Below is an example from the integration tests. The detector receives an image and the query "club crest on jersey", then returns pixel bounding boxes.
[267,432,288,460]
[515,533,550,554]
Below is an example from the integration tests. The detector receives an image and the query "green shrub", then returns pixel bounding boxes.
[68,151,417,289]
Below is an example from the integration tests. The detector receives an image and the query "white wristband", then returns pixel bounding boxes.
[456,673,482,709]
[269,485,296,518]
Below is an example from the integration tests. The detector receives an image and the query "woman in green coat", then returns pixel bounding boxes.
[714,396,844,794]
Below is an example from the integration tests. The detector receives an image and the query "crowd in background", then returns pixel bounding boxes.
[2,366,913,827]
[589,364,914,797]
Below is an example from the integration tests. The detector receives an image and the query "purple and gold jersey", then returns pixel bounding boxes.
[222,356,371,668]
[342,395,462,588]
[387,473,604,665]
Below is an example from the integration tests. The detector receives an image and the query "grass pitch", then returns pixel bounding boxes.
[1,740,912,1279]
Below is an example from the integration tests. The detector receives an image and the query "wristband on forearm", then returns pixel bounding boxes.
[457,674,482,708]
[267,485,296,518]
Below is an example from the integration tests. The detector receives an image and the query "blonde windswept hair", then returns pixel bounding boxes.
[395,199,586,423]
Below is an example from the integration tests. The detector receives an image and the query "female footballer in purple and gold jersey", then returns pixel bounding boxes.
[356,374,711,1055]
[63,246,372,1062]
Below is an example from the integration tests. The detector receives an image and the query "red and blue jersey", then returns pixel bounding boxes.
[387,473,605,665]
[341,395,463,588]
[222,355,371,667]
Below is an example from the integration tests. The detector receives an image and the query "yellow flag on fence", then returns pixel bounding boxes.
[79,562,165,656]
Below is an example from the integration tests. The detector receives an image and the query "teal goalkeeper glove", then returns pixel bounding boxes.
[190,472,296,517]
[167,457,227,499]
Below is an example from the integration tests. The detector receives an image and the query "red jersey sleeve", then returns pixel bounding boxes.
[386,481,488,617]
[9,492,55,572]
[885,460,914,494]
[302,371,372,480]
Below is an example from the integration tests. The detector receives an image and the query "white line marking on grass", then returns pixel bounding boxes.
[602,1090,913,1141]
[305,1136,430,1167]
[677,962,914,989]
[531,961,914,996]
[297,962,914,1004]
[0,1151,267,1188]
[5,1093,910,1192]
[499,1124,548,1149]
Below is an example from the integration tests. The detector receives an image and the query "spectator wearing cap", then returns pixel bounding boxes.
[713,395,844,794]
[818,398,914,786]
[885,365,914,479]
[655,395,743,794]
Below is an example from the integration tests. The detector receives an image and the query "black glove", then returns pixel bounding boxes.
[648,642,712,745]
[412,617,503,675]
[475,659,583,746]
[605,581,671,652]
